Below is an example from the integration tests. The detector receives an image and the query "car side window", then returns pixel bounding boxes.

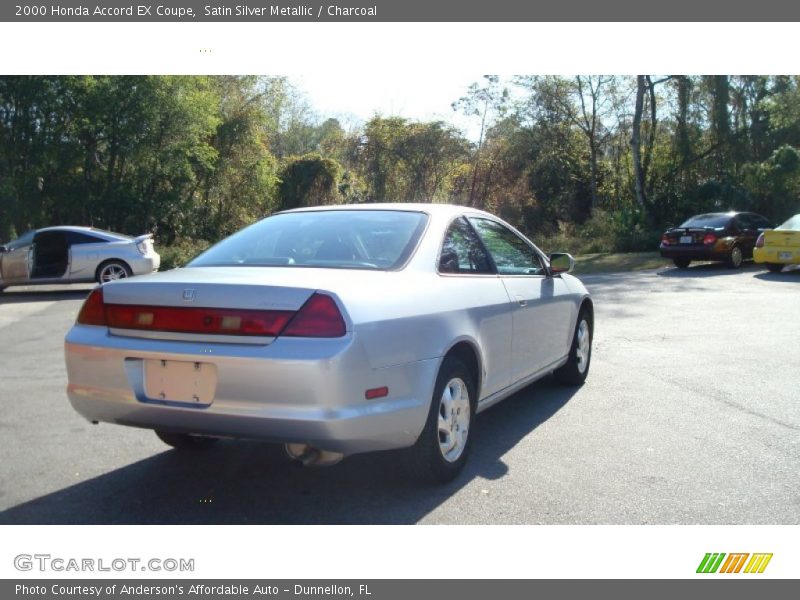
[438,217,493,274]
[469,218,545,276]
[751,215,771,229]
[67,231,104,245]
[735,215,752,231]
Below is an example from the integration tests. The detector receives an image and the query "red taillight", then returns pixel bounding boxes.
[77,289,346,338]
[661,233,673,245]
[281,293,346,338]
[105,304,294,337]
[755,233,765,248]
[76,288,107,326]
[703,233,717,245]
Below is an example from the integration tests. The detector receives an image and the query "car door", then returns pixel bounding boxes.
[734,214,760,257]
[67,230,107,281]
[438,217,513,399]
[468,217,574,382]
[0,232,35,283]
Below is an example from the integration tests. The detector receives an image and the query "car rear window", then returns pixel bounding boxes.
[678,214,732,228]
[189,210,428,270]
[777,215,800,231]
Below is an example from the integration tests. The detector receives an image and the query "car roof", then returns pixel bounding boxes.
[280,202,496,219]
[33,226,130,240]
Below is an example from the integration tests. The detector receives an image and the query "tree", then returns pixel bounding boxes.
[452,75,508,208]
[277,153,342,210]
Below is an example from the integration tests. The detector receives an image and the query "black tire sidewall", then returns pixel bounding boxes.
[556,309,592,386]
[408,357,476,482]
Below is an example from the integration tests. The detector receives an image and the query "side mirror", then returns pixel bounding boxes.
[549,252,575,275]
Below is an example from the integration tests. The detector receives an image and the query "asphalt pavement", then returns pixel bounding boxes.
[0,263,798,524]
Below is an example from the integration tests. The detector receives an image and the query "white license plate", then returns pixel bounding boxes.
[779,251,793,260]
[680,235,693,244]
[144,360,217,405]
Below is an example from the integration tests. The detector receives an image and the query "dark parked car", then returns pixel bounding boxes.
[659,212,773,269]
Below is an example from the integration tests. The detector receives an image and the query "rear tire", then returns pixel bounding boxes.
[155,430,219,450]
[727,246,743,269]
[405,357,475,483]
[767,263,784,273]
[96,260,132,283]
[673,258,691,269]
[555,309,593,386]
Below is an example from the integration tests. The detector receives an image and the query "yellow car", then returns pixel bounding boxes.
[753,214,800,272]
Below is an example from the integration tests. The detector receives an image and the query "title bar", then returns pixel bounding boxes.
[3,0,799,22]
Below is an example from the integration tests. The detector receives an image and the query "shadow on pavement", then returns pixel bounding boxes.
[0,286,93,304]
[0,378,575,525]
[656,262,763,278]
[753,267,800,282]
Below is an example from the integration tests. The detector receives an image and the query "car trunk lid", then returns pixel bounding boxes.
[764,229,800,248]
[664,227,719,245]
[99,268,323,343]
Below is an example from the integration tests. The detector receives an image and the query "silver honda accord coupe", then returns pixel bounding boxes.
[0,226,160,291]
[65,204,593,481]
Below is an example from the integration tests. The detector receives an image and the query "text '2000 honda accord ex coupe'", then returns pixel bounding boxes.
[65,204,593,482]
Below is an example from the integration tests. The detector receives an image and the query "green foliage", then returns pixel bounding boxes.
[535,210,661,256]
[4,74,800,259]
[277,153,342,210]
[360,117,468,202]
[157,238,212,271]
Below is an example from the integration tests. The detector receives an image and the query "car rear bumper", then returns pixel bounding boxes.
[65,325,436,454]
[129,254,161,275]
[659,245,727,261]
[753,246,799,265]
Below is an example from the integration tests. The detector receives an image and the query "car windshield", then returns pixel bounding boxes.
[189,210,428,270]
[777,215,800,231]
[3,230,35,250]
[678,214,732,228]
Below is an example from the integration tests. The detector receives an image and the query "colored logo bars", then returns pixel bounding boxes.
[696,553,773,574]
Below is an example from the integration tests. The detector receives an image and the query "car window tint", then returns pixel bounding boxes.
[679,214,732,228]
[468,218,544,276]
[439,218,493,274]
[752,215,772,229]
[738,214,758,230]
[189,210,428,271]
[67,231,104,245]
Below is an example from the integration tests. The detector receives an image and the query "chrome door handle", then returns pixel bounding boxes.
[515,295,527,307]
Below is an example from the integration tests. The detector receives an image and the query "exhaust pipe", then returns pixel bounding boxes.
[285,443,344,467]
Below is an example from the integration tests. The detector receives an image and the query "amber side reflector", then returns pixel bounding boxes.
[365,386,389,400]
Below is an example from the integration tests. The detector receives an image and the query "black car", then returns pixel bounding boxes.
[660,212,773,269]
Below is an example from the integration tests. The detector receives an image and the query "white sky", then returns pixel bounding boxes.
[293,71,488,138]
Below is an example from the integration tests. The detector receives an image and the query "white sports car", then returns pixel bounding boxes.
[65,204,592,481]
[0,226,160,291]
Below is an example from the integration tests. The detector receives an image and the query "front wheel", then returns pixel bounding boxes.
[405,357,475,483]
[767,263,784,273]
[155,430,219,450]
[96,260,132,283]
[555,310,592,386]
